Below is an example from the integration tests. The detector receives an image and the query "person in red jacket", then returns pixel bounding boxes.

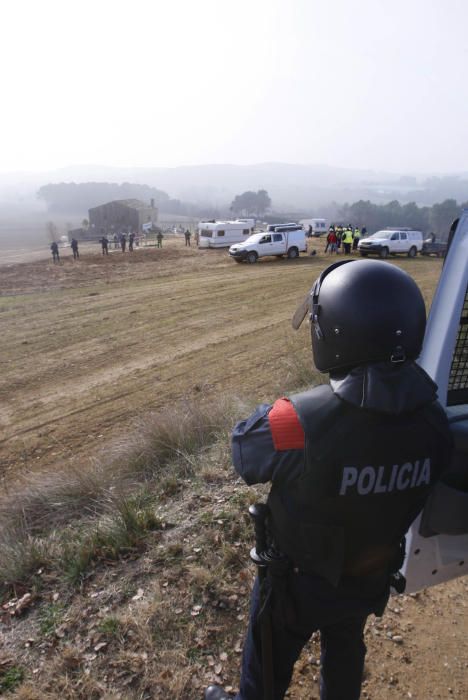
[205,259,452,700]
[327,228,338,254]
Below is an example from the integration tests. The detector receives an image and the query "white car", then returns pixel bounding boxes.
[358,229,423,258]
[229,229,307,263]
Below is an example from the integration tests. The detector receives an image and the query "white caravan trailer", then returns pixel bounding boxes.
[300,218,328,237]
[198,221,254,248]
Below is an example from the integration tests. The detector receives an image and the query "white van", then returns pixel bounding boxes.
[300,218,328,237]
[198,221,254,248]
[229,228,307,263]
[358,229,424,258]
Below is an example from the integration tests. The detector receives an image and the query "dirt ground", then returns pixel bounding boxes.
[0,238,442,480]
[0,237,326,478]
[1,237,466,699]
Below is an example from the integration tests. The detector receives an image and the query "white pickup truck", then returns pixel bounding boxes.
[229,229,307,263]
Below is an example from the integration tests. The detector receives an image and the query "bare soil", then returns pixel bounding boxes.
[1,238,466,699]
[0,238,441,480]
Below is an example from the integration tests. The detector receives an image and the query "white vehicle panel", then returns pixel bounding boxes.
[403,211,468,592]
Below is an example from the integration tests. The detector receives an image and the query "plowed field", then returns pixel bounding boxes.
[0,239,442,480]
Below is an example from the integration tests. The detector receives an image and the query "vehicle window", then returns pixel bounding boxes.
[217,231,225,236]
[201,230,212,237]
[260,235,271,244]
[391,233,399,241]
[371,231,392,239]
[448,285,468,405]
[243,229,250,235]
[272,234,283,242]
[400,232,408,240]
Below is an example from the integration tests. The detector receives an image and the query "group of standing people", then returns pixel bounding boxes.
[324,224,367,255]
[51,238,81,262]
[99,232,140,255]
[50,227,195,263]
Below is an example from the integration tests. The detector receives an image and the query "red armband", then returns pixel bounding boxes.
[268,398,305,451]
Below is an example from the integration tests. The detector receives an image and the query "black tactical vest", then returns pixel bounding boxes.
[267,384,452,586]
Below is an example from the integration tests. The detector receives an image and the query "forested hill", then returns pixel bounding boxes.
[36,182,194,216]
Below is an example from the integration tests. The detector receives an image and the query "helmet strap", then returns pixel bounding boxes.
[391,346,406,363]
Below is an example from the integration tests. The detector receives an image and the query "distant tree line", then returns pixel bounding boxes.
[36,182,206,217]
[36,181,466,237]
[230,189,271,217]
[336,198,465,236]
[228,192,465,235]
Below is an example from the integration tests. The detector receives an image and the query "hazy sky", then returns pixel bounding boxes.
[2,0,467,174]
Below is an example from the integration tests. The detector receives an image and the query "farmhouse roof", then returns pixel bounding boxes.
[89,199,153,211]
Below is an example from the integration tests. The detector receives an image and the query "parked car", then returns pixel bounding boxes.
[421,237,448,257]
[229,228,307,263]
[358,229,423,258]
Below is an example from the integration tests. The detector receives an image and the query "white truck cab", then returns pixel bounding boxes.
[229,228,307,263]
[358,228,423,258]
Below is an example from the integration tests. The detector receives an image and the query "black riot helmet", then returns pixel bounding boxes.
[292,259,426,373]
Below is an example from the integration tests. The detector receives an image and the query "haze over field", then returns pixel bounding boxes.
[1,0,468,222]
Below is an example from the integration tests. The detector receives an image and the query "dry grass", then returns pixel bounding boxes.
[0,395,239,596]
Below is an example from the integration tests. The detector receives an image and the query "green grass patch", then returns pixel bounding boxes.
[0,666,24,693]
[59,494,163,585]
[98,615,123,639]
[38,602,65,637]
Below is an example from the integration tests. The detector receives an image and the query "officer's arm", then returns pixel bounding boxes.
[232,398,305,485]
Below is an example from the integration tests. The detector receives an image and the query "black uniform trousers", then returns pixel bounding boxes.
[236,570,389,700]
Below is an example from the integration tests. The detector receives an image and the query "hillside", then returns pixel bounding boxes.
[2,163,468,212]
[0,238,466,698]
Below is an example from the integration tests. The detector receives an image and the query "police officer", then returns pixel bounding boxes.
[71,238,79,259]
[100,236,109,255]
[50,241,59,263]
[205,259,452,700]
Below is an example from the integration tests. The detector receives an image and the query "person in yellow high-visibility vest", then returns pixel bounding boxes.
[336,226,343,251]
[353,227,361,251]
[342,227,354,254]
